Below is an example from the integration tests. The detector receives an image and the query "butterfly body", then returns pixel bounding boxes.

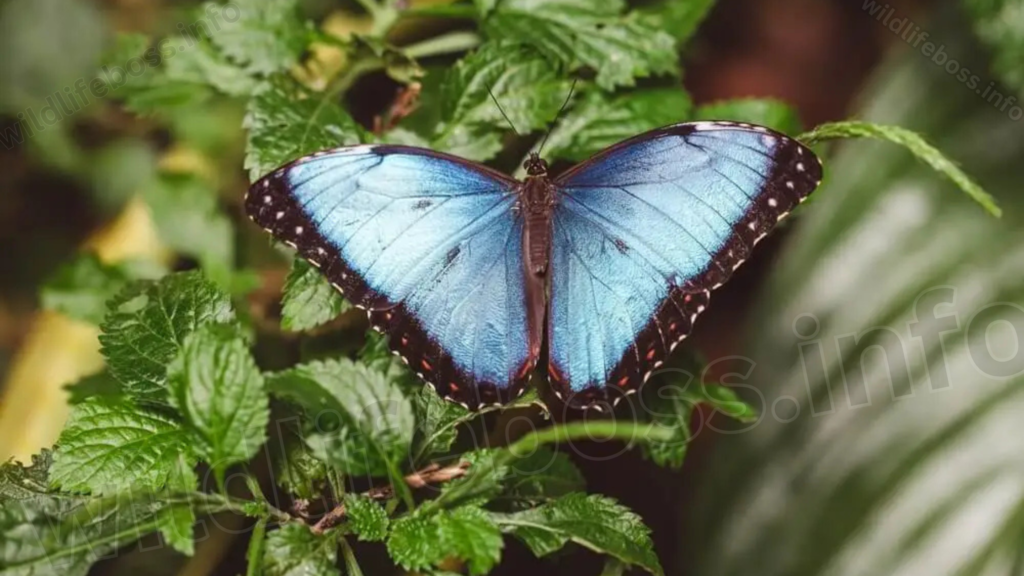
[246,122,823,411]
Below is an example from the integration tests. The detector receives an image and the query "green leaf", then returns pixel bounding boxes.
[158,455,199,556]
[262,523,340,576]
[440,449,509,506]
[342,493,388,541]
[205,0,309,76]
[167,324,269,476]
[542,86,692,163]
[637,0,716,43]
[40,253,161,325]
[434,41,570,159]
[280,258,350,331]
[244,75,365,181]
[695,98,803,135]
[144,172,235,282]
[482,0,678,90]
[493,493,662,575]
[64,371,124,405]
[502,447,584,505]
[411,385,471,459]
[49,399,195,495]
[162,37,257,97]
[0,451,54,503]
[99,271,236,403]
[800,121,1002,217]
[269,416,327,500]
[387,506,502,575]
[266,358,414,477]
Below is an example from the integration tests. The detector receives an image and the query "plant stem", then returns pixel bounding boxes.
[403,31,482,60]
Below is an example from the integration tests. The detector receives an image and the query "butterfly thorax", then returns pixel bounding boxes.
[520,165,556,277]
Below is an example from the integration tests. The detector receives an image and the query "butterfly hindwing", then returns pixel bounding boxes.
[547,122,823,408]
[246,145,538,409]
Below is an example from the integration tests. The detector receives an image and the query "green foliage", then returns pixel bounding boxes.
[10,1,1005,575]
[40,253,163,325]
[280,258,351,331]
[98,271,235,402]
[493,493,662,575]
[342,493,389,542]
[964,0,1024,94]
[262,524,340,576]
[167,324,269,480]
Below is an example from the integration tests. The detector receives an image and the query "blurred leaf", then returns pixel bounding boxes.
[205,0,310,76]
[501,447,585,505]
[64,371,123,405]
[144,172,235,281]
[342,493,389,541]
[695,98,803,135]
[387,506,502,575]
[482,0,678,90]
[158,455,199,556]
[87,139,159,212]
[263,523,340,576]
[964,0,1024,94]
[637,0,716,43]
[493,493,662,575]
[280,258,350,332]
[168,324,269,477]
[41,253,162,325]
[244,75,365,181]
[99,271,236,403]
[266,359,413,477]
[49,399,194,495]
[542,86,692,163]
[162,37,257,97]
[685,16,1024,576]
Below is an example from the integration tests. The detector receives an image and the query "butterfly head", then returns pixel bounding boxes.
[524,153,549,177]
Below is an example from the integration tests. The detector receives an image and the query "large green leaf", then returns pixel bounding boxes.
[686,11,1024,576]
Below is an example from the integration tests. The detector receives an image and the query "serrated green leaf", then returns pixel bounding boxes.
[435,41,570,156]
[502,447,584,505]
[205,0,309,76]
[158,455,199,556]
[440,449,508,507]
[40,253,162,325]
[263,523,340,576]
[493,493,662,575]
[280,258,350,331]
[269,416,327,500]
[412,385,471,459]
[144,172,234,284]
[168,324,269,475]
[342,493,388,541]
[541,86,692,163]
[0,451,54,503]
[695,98,803,135]
[244,75,365,181]
[483,0,678,90]
[99,271,235,403]
[266,358,413,477]
[387,506,502,575]
[162,37,257,97]
[49,399,195,495]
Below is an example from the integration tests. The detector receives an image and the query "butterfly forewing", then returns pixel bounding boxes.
[245,145,538,409]
[547,122,823,408]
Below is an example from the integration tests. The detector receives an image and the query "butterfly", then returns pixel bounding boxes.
[246,121,822,411]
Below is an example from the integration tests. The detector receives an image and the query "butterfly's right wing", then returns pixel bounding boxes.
[246,145,537,408]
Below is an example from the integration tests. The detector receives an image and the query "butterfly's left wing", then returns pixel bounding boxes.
[547,121,823,408]
[246,145,539,409]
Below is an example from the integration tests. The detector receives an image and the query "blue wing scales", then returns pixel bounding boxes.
[246,145,537,408]
[547,122,823,407]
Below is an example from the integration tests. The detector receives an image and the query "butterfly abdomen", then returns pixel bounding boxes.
[520,176,556,276]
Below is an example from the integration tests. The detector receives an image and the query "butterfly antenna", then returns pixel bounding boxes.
[537,78,578,157]
[487,86,521,137]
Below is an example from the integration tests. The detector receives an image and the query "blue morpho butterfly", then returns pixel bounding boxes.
[246,119,822,411]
